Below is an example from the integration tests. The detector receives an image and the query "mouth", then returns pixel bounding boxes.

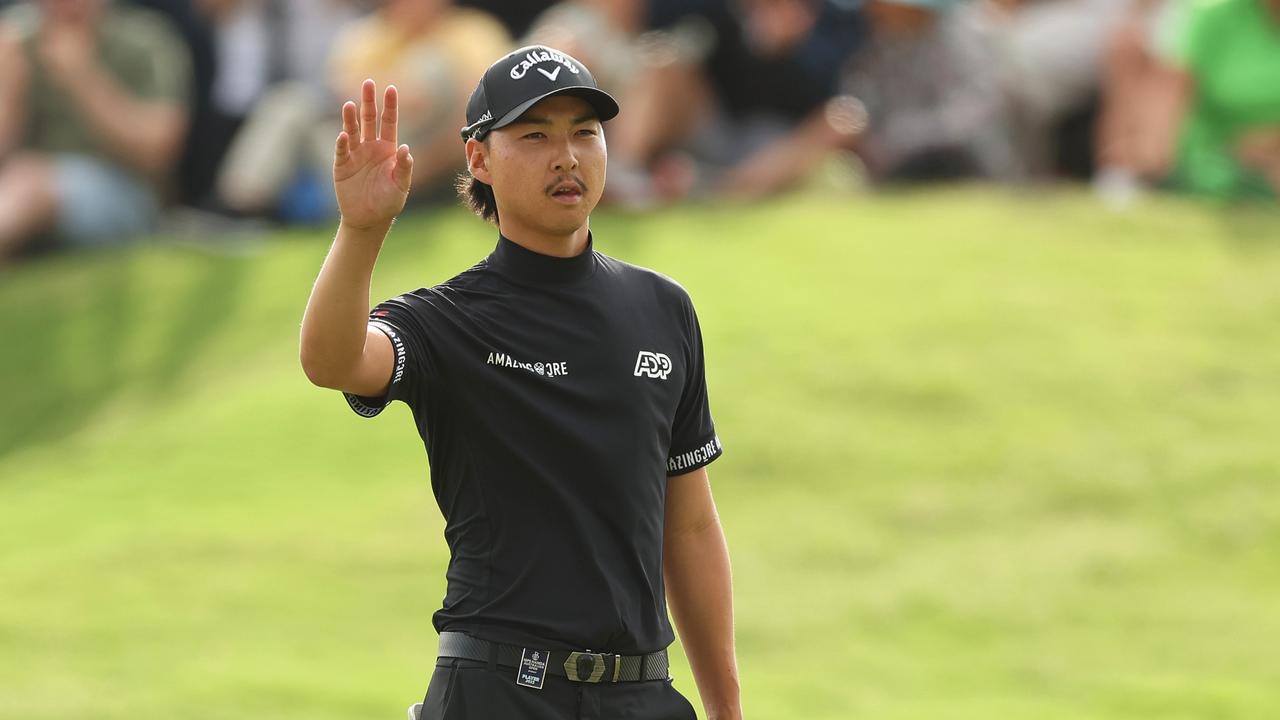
[548,179,586,205]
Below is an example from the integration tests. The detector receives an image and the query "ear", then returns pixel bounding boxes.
[466,138,493,185]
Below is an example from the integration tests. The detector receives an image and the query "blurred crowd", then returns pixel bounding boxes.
[1,0,1278,263]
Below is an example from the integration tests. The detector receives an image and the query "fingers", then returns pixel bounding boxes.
[382,84,399,146]
[394,144,414,192]
[342,101,359,142]
[360,78,377,143]
[341,80,399,152]
[335,131,351,164]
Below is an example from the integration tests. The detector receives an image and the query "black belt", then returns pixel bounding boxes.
[436,631,671,683]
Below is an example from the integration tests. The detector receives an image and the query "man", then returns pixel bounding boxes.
[1165,0,1280,200]
[981,0,1127,178]
[837,0,1021,183]
[1095,0,1280,203]
[605,0,866,205]
[215,0,511,219]
[0,0,190,263]
[1092,0,1191,205]
[299,46,742,720]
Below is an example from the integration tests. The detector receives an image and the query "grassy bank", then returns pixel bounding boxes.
[1,190,1278,719]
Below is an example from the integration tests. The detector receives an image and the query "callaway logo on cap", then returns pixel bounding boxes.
[461,45,620,142]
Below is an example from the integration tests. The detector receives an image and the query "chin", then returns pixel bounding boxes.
[548,202,595,228]
[542,214,591,235]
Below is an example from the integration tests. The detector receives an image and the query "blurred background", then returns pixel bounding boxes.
[1,0,1279,718]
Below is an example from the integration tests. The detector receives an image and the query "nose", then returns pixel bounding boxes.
[551,135,579,173]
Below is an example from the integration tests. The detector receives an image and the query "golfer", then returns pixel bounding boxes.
[300,45,741,720]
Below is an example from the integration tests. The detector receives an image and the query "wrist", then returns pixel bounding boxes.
[707,706,743,720]
[338,217,393,241]
[53,61,100,99]
[704,694,743,720]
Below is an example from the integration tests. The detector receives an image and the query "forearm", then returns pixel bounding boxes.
[57,65,186,177]
[1133,67,1191,177]
[0,31,27,159]
[664,519,741,720]
[766,117,843,184]
[299,220,390,385]
[721,106,854,199]
[0,100,22,161]
[0,76,23,158]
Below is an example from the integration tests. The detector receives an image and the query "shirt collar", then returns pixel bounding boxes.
[488,232,597,285]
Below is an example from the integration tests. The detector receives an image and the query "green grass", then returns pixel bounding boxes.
[2,189,1279,719]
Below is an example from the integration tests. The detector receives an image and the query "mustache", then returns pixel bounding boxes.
[545,175,587,195]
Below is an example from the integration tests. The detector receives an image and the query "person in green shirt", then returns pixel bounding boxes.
[1170,0,1280,199]
[0,0,190,264]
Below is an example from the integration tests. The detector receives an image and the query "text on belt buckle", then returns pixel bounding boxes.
[564,651,613,682]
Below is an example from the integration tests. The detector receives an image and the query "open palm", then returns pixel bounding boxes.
[333,79,414,230]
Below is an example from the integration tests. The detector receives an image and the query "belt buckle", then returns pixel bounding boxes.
[564,650,612,683]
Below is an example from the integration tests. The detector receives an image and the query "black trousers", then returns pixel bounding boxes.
[417,657,699,720]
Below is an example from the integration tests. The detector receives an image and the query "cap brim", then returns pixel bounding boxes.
[488,86,620,134]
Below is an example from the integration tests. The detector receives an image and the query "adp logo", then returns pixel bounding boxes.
[634,351,672,380]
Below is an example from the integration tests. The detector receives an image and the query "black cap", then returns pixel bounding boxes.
[461,45,620,143]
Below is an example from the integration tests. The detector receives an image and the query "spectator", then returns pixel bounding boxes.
[458,0,557,39]
[128,0,219,205]
[198,0,360,218]
[605,0,867,205]
[982,0,1128,178]
[1165,0,1280,200]
[214,0,509,220]
[1091,0,1190,205]
[837,0,1021,184]
[522,0,647,95]
[0,0,191,264]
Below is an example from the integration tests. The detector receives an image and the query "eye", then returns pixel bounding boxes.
[523,132,546,140]
[576,128,598,137]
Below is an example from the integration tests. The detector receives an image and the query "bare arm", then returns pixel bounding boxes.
[664,466,743,720]
[0,24,29,160]
[1133,66,1192,179]
[300,80,415,395]
[716,101,861,201]
[300,222,398,395]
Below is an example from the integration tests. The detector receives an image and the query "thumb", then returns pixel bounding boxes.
[394,145,414,192]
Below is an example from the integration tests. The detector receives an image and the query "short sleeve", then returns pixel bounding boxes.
[666,297,723,476]
[1,4,39,42]
[343,294,434,419]
[119,10,192,104]
[1151,0,1196,66]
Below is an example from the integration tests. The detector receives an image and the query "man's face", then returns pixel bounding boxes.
[473,94,606,237]
[738,0,819,56]
[40,0,106,25]
[383,0,448,25]
[867,0,937,35]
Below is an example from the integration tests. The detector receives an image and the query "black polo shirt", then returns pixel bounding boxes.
[343,233,723,655]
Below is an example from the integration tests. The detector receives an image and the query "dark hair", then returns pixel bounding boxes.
[456,172,499,224]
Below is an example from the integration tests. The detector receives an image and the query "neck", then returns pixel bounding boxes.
[496,220,591,258]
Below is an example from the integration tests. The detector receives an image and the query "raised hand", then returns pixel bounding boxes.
[38,21,96,84]
[334,79,414,231]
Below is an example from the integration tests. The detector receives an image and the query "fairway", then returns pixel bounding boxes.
[1,189,1278,719]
